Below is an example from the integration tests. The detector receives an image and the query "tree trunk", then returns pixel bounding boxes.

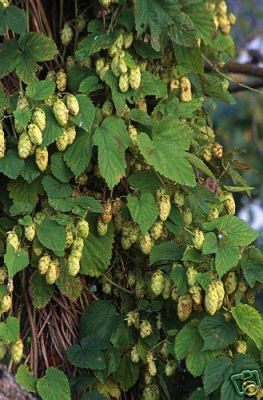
[0,365,36,400]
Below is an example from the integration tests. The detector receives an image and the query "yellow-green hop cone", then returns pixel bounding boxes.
[95,57,105,75]
[193,229,205,250]
[65,226,74,249]
[38,254,51,275]
[60,23,73,46]
[18,132,32,159]
[213,280,225,310]
[66,94,79,116]
[224,193,236,215]
[143,385,160,400]
[236,340,247,354]
[111,55,121,77]
[147,361,157,377]
[165,361,176,377]
[68,255,80,277]
[66,56,75,71]
[56,130,69,151]
[46,261,60,284]
[99,0,111,7]
[183,208,192,225]
[246,288,255,305]
[139,233,152,255]
[129,66,141,90]
[53,100,69,127]
[56,70,67,92]
[162,275,172,300]
[0,0,9,7]
[72,237,84,253]
[102,100,114,117]
[150,221,163,241]
[24,224,36,242]
[7,231,20,251]
[66,126,76,145]
[76,220,89,239]
[177,294,193,321]
[171,286,179,301]
[121,236,132,250]
[180,77,192,102]
[76,13,86,32]
[0,341,6,360]
[119,57,128,75]
[140,320,153,338]
[151,270,165,296]
[0,268,7,285]
[212,142,223,159]
[123,31,133,49]
[130,346,140,363]
[28,123,43,145]
[135,277,146,299]
[0,128,5,159]
[174,190,185,207]
[208,206,219,221]
[189,284,202,306]
[158,195,171,221]
[127,271,136,288]
[0,294,12,313]
[126,311,140,329]
[99,64,110,81]
[204,284,219,315]
[186,266,198,287]
[119,73,129,93]
[32,108,46,131]
[11,339,23,364]
[128,124,138,145]
[35,146,48,172]
[224,271,237,295]
[203,147,212,162]
[97,217,108,237]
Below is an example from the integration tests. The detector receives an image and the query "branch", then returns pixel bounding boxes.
[229,80,263,93]
[206,62,263,79]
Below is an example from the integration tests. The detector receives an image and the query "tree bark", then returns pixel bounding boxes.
[0,365,36,400]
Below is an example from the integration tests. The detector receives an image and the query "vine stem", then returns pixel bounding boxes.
[102,273,133,294]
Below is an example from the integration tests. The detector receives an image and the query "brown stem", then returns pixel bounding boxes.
[25,293,38,375]
[206,61,263,79]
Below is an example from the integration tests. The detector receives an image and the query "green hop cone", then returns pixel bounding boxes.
[65,226,74,249]
[143,385,160,400]
[0,268,7,285]
[204,283,219,315]
[177,294,193,321]
[99,0,111,8]
[68,254,80,277]
[123,31,133,49]
[140,320,153,338]
[66,94,79,116]
[76,220,89,239]
[121,236,132,250]
[119,73,129,93]
[102,100,114,117]
[224,271,237,295]
[236,340,247,354]
[127,271,136,288]
[56,70,67,92]
[66,126,77,145]
[208,206,219,221]
[32,108,46,131]
[35,146,48,172]
[189,284,202,306]
[76,13,86,32]
[135,277,146,299]
[162,275,172,300]
[139,233,152,255]
[66,56,75,71]
[0,127,5,159]
[53,100,69,127]
[97,217,108,236]
[0,341,6,360]
[24,224,36,242]
[158,195,171,221]
[7,231,20,251]
[193,229,205,250]
[27,123,43,145]
[128,124,138,145]
[150,220,163,241]
[11,339,23,364]
[186,265,198,287]
[126,311,140,329]
[165,361,176,377]
[130,346,140,363]
[0,294,12,313]
[72,237,84,253]
[0,0,9,7]
[119,56,128,75]
[111,55,121,77]
[46,260,60,285]
[60,23,73,46]
[95,57,105,75]
[183,208,192,225]
[174,189,185,207]
[180,77,192,102]
[129,66,141,90]
[56,130,69,151]
[151,270,165,296]
[213,280,225,310]
[38,254,51,275]
[18,132,32,159]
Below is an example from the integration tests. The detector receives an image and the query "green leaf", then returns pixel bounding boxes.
[198,313,238,351]
[203,356,233,395]
[0,40,20,79]
[4,244,29,278]
[36,219,66,256]
[16,365,37,393]
[127,192,158,235]
[8,177,42,208]
[168,13,196,47]
[79,76,103,95]
[36,368,70,400]
[241,248,263,287]
[189,389,208,400]
[185,153,213,178]
[221,379,240,400]
[80,300,119,341]
[134,0,181,51]
[56,264,83,300]
[140,71,167,98]
[74,196,104,213]
[195,272,213,291]
[93,116,130,189]
[70,95,95,132]
[20,159,41,184]
[231,304,263,350]
[128,109,153,129]
[0,150,24,179]
[19,32,58,62]
[30,272,54,308]
[26,80,55,100]
[104,70,136,116]
[42,175,72,199]
[83,393,106,400]
[81,218,114,277]
[113,354,139,391]
[13,109,32,129]
[0,316,20,342]
[150,241,183,265]
[0,85,10,116]
[137,119,196,187]
[64,130,93,176]
[214,238,240,278]
[76,31,118,58]
[170,264,188,295]
[50,153,72,183]
[203,215,258,247]
[128,170,160,193]
[0,5,27,34]
[67,336,106,370]
[203,232,218,255]
[174,320,216,377]
[40,105,64,146]
[187,4,215,46]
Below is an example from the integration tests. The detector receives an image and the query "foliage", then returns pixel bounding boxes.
[0,0,262,400]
